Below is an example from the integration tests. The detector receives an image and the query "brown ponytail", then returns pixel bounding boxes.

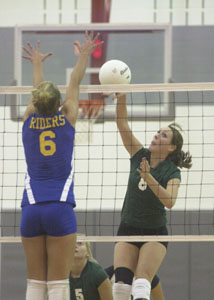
[167,123,192,169]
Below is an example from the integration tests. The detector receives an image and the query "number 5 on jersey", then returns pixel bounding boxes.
[39,130,56,156]
[75,288,84,300]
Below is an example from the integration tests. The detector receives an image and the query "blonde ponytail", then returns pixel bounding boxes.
[32,81,61,116]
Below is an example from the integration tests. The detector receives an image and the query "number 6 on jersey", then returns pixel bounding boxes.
[39,130,56,156]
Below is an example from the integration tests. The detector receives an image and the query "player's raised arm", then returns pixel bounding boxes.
[116,93,142,157]
[61,31,103,127]
[22,41,53,121]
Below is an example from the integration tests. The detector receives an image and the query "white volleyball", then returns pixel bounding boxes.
[99,60,131,84]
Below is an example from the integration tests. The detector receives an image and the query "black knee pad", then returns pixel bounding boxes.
[114,267,134,285]
[151,274,160,289]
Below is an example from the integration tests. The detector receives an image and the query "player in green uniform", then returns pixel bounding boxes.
[69,241,113,300]
[113,94,192,300]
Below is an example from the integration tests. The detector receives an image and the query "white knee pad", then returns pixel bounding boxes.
[26,279,47,300]
[47,279,70,300]
[113,282,132,300]
[132,278,151,300]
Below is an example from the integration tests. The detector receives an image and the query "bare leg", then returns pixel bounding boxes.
[46,233,76,300]
[114,242,139,274]
[46,233,76,280]
[135,242,166,281]
[22,235,47,300]
[113,242,139,300]
[22,235,47,280]
[133,242,166,300]
[151,282,165,300]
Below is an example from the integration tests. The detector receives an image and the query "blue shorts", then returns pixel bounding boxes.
[20,202,77,237]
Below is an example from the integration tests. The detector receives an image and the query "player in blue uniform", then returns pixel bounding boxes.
[21,32,103,300]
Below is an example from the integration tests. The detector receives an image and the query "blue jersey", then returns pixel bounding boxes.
[22,111,76,207]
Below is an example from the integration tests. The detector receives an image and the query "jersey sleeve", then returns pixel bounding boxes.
[92,262,109,287]
[130,147,149,162]
[167,168,181,182]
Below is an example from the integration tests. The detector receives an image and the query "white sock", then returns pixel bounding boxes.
[47,279,70,300]
[26,279,47,300]
[113,282,132,300]
[132,278,151,300]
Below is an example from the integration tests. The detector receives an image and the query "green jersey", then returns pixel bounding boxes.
[121,147,181,228]
[70,260,108,300]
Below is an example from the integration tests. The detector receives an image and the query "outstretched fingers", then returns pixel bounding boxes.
[85,30,100,43]
[85,30,94,40]
[89,30,94,40]
[94,40,104,49]
[92,33,103,49]
[42,52,53,61]
[74,40,81,51]
[36,40,40,52]
[22,42,35,60]
[85,30,89,36]
[73,41,80,55]
[22,40,53,62]
[22,46,32,56]
[27,42,34,53]
[22,55,31,60]
[73,31,103,55]
[92,32,100,43]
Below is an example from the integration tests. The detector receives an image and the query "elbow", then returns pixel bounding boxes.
[165,199,175,209]
[166,204,173,210]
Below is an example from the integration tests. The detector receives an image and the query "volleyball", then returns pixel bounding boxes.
[99,60,131,84]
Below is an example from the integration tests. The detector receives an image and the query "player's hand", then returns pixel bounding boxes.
[80,99,106,119]
[112,93,126,101]
[74,31,104,56]
[22,41,53,64]
[137,157,150,181]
